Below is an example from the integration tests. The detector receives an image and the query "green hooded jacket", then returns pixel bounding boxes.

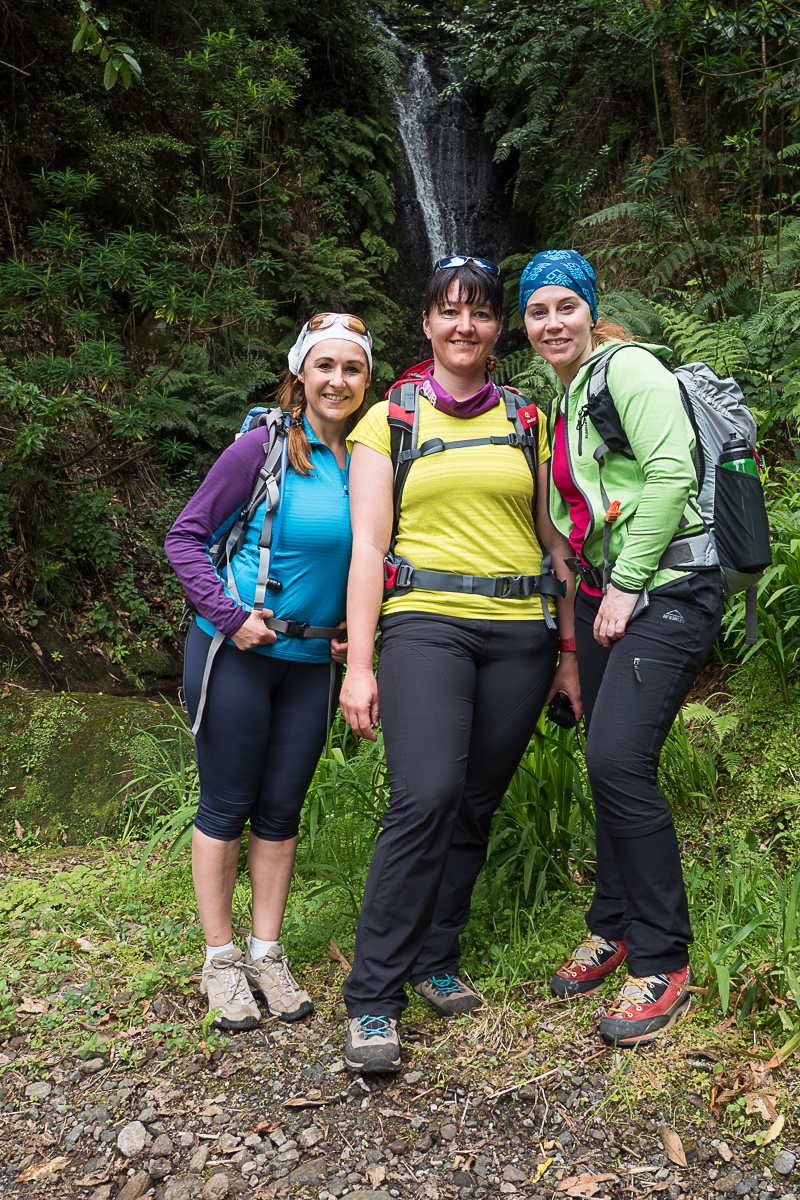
[547,341,704,593]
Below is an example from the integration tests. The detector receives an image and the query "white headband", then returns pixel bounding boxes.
[287,315,373,376]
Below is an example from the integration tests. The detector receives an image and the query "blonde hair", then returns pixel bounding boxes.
[275,369,367,475]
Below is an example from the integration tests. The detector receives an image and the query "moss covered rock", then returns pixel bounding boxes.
[0,690,189,844]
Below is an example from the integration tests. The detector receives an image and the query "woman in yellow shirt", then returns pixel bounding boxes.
[339,256,581,1072]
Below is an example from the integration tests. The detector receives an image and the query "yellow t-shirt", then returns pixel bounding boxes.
[348,395,552,621]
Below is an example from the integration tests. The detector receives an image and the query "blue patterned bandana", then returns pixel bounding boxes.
[519,250,598,320]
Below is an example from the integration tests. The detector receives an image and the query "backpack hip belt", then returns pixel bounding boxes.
[384,555,566,600]
[263,617,341,639]
[385,381,565,624]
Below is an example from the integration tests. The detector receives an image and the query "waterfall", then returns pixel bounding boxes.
[393,48,501,270]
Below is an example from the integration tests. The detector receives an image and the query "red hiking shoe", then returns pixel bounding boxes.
[599,965,693,1047]
[550,934,627,997]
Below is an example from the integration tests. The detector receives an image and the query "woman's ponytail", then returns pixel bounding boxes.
[486,353,499,374]
[591,317,632,350]
[277,371,313,475]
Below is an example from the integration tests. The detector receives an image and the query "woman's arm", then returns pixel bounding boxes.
[534,461,583,720]
[164,428,278,646]
[339,442,394,741]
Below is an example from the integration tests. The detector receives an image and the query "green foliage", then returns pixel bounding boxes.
[72,0,142,90]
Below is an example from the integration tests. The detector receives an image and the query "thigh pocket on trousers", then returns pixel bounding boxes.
[613,650,695,758]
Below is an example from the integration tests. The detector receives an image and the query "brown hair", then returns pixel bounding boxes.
[275,368,368,475]
[422,261,504,321]
[591,317,633,350]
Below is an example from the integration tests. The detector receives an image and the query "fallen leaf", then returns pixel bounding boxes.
[327,939,352,971]
[660,1126,687,1168]
[15,996,49,1015]
[75,936,94,951]
[755,1112,785,1147]
[14,818,24,839]
[745,1093,778,1122]
[378,1106,414,1119]
[214,1057,243,1078]
[17,1156,70,1182]
[76,1170,113,1186]
[534,1157,554,1182]
[367,1164,386,1188]
[556,1173,617,1197]
[284,1095,330,1108]
[764,1030,800,1069]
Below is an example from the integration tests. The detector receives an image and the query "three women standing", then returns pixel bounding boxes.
[520,250,723,1046]
[340,257,582,1071]
[165,313,372,1030]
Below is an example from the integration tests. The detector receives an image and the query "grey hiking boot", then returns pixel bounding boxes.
[345,1015,402,1073]
[200,947,260,1032]
[413,973,482,1017]
[243,940,313,1022]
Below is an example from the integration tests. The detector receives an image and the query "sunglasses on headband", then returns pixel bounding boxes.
[434,255,501,276]
[307,312,371,338]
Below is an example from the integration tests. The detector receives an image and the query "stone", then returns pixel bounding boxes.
[298,1125,323,1149]
[715,1142,734,1163]
[25,1080,52,1100]
[149,1157,172,1179]
[389,1139,407,1155]
[417,1134,433,1151]
[179,1131,195,1148]
[557,1131,573,1148]
[81,1057,105,1074]
[189,1145,209,1173]
[90,1188,113,1200]
[517,1083,538,1101]
[775,1153,797,1176]
[290,1159,327,1185]
[116,1172,152,1200]
[341,1193,394,1200]
[277,1147,299,1163]
[117,1120,148,1159]
[667,1187,681,1200]
[717,1170,745,1193]
[216,1134,241,1150]
[269,1129,288,1147]
[404,1071,422,1084]
[503,1165,527,1183]
[243,1134,262,1148]
[151,1133,174,1157]
[440,1123,458,1141]
[164,1180,203,1200]
[202,1175,230,1200]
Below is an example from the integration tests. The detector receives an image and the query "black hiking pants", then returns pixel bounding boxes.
[576,571,724,976]
[343,612,558,1019]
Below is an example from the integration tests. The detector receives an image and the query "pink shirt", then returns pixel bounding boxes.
[551,411,602,597]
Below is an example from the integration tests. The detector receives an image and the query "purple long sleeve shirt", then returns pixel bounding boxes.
[164,428,271,638]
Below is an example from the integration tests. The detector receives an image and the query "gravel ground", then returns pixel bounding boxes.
[2,972,798,1200]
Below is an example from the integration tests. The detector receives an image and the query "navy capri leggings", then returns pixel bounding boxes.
[184,620,331,841]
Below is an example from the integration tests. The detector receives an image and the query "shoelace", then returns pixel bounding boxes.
[212,958,252,1004]
[356,1015,393,1040]
[566,934,617,968]
[608,973,670,1014]
[273,952,302,994]
[429,974,464,996]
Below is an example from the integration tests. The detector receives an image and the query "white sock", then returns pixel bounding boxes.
[249,935,280,960]
[205,940,235,966]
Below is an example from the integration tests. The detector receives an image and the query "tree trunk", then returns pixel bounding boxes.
[640,0,712,231]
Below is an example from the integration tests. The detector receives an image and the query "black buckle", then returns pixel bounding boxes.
[494,574,523,598]
[395,562,413,588]
[283,620,309,638]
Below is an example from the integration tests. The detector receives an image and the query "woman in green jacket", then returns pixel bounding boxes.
[520,249,723,1047]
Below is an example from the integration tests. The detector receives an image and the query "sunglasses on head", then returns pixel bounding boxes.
[307,312,371,338]
[434,255,501,276]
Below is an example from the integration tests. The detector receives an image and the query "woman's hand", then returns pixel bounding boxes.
[231,610,278,651]
[593,584,640,647]
[546,651,583,721]
[340,666,380,741]
[330,621,348,665]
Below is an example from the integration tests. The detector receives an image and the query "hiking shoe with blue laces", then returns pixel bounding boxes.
[413,973,482,1018]
[345,1015,402,1073]
[599,965,693,1047]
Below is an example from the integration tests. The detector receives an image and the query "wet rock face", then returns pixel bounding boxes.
[0,690,187,843]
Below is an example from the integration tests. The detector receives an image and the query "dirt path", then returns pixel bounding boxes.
[2,951,798,1200]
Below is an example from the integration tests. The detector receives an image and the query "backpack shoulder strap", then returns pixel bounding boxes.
[387,381,419,550]
[499,387,540,500]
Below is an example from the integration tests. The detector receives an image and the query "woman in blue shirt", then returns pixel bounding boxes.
[165,313,371,1031]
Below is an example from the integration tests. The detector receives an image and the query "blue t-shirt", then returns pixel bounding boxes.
[196,420,351,662]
